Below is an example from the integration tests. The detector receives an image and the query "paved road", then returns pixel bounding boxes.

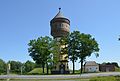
[0,72,120,79]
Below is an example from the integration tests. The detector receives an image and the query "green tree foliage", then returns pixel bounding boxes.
[0,59,6,74]
[50,36,69,70]
[68,31,99,74]
[51,39,60,64]
[60,36,69,55]
[78,32,99,73]
[111,62,119,68]
[102,62,119,68]
[28,36,52,74]
[9,60,22,74]
[24,60,35,73]
[68,31,80,74]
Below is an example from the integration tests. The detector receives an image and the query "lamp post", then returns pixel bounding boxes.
[7,63,10,75]
[21,66,23,75]
[21,65,25,75]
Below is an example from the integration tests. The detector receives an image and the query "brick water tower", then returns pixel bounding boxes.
[50,8,70,74]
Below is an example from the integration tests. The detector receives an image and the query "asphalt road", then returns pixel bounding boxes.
[0,72,120,79]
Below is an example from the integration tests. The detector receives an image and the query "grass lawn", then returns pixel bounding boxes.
[0,78,89,81]
[28,68,51,75]
[1,76,120,81]
[115,67,120,72]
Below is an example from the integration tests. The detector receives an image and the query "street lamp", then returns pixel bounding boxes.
[21,65,25,75]
[7,63,10,75]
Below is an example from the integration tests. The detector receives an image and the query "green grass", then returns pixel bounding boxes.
[115,67,120,72]
[29,68,80,75]
[0,79,89,81]
[89,76,120,81]
[69,69,81,74]
[29,68,44,74]
[90,76,116,81]
[0,76,120,81]
[28,68,51,75]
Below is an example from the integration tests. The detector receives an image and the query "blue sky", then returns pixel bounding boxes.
[0,0,120,70]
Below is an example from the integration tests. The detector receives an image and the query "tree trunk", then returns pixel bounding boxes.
[80,60,83,74]
[72,60,75,74]
[46,63,49,74]
[42,64,45,74]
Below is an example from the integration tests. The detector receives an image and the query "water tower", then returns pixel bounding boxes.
[50,8,70,74]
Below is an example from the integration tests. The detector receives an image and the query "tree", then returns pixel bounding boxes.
[50,36,70,72]
[68,31,99,74]
[9,60,23,74]
[111,62,119,68]
[68,31,80,74]
[50,39,60,69]
[78,33,99,73]
[24,60,35,73]
[0,59,6,74]
[102,62,119,68]
[28,36,52,74]
[59,36,69,55]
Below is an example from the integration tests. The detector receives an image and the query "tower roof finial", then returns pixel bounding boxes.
[54,7,66,18]
[59,7,61,11]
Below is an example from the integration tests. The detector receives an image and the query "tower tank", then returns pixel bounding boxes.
[50,8,70,38]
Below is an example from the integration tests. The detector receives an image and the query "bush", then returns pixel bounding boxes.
[90,76,116,81]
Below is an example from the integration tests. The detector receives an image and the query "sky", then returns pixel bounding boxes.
[0,0,120,70]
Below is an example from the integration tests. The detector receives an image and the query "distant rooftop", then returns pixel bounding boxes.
[85,61,98,66]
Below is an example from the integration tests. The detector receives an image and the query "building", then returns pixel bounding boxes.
[84,61,99,72]
[99,64,115,72]
[50,8,70,74]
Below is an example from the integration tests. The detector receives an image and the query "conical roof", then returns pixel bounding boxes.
[50,8,70,25]
[54,8,66,19]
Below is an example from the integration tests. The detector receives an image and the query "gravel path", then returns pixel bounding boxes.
[0,72,120,79]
